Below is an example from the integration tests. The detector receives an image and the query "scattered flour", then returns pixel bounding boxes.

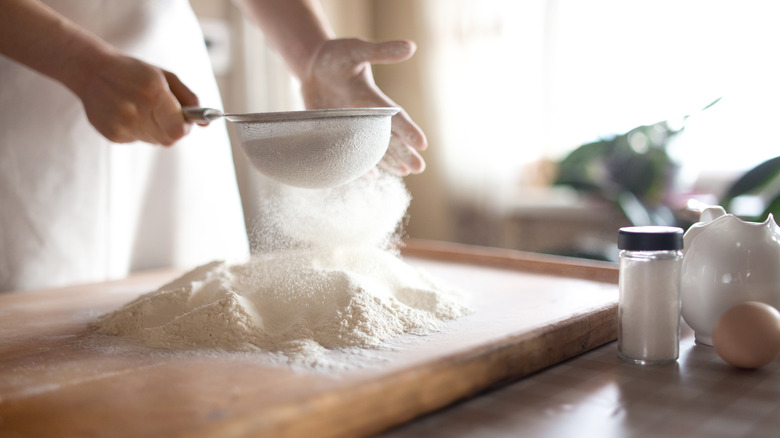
[95,174,471,370]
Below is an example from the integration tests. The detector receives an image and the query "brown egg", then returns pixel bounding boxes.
[712,301,780,369]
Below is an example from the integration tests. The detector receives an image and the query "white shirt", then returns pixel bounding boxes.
[0,0,250,291]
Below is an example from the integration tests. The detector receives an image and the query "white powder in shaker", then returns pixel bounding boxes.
[618,255,682,361]
[95,174,471,370]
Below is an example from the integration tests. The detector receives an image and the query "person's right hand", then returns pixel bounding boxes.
[73,54,198,146]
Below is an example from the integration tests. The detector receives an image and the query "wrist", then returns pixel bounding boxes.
[235,0,332,79]
[58,35,119,99]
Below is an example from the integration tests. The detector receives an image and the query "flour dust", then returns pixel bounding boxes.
[95,174,471,371]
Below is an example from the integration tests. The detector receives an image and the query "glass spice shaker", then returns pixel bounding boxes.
[617,226,684,365]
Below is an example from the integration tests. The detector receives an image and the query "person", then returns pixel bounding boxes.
[0,0,427,292]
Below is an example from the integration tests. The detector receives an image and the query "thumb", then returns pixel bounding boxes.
[353,39,417,65]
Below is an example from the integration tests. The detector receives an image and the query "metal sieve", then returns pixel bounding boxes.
[183,107,399,189]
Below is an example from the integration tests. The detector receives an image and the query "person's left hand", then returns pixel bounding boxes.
[301,38,427,176]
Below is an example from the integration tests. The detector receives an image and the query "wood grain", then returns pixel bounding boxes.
[0,240,618,437]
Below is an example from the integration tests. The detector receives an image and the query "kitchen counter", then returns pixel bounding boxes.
[379,324,780,438]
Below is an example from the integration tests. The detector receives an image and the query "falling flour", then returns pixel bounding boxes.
[95,174,471,370]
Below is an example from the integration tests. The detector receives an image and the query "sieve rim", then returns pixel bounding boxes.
[224,107,399,123]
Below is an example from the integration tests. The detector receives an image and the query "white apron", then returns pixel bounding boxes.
[0,0,250,291]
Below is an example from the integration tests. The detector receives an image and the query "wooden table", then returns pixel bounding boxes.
[379,322,780,438]
[0,240,623,437]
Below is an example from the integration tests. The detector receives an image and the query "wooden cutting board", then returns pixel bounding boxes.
[0,240,618,437]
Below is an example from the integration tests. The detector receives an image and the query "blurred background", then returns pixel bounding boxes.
[191,0,780,262]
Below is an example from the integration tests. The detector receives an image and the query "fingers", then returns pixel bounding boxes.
[317,39,416,78]
[379,136,426,176]
[150,98,190,147]
[119,69,196,147]
[151,71,199,146]
[164,70,199,107]
[392,109,428,151]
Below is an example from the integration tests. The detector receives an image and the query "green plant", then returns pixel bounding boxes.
[720,155,780,223]
[553,98,721,227]
[553,120,682,226]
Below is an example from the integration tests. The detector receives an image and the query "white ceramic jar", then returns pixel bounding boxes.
[681,206,780,345]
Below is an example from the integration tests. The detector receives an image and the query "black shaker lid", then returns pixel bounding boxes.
[618,226,684,251]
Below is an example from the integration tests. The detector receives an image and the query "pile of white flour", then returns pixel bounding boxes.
[96,174,470,369]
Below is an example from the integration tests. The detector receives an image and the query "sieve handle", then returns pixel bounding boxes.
[182,106,224,124]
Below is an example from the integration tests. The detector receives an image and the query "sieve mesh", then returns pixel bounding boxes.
[230,109,397,188]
